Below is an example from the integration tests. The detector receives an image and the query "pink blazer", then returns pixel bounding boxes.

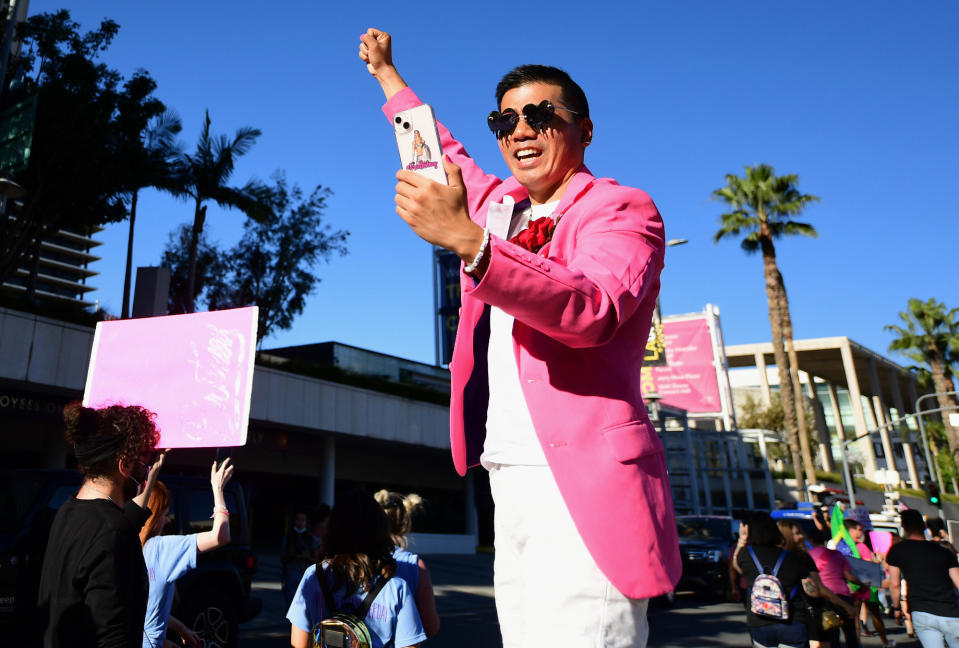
[384,88,681,599]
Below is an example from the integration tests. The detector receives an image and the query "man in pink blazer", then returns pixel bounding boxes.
[361,29,680,646]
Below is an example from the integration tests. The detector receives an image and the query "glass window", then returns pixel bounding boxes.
[0,475,44,533]
[184,489,240,537]
[676,516,733,540]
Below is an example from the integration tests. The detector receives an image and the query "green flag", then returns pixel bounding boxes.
[830,503,860,559]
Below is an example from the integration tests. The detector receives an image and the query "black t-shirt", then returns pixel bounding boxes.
[737,545,814,627]
[37,497,151,648]
[887,539,959,618]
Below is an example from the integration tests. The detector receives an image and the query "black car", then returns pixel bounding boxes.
[675,515,741,599]
[0,469,261,647]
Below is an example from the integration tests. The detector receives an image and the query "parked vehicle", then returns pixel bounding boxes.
[675,515,740,599]
[0,469,261,647]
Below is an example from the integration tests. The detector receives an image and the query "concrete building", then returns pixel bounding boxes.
[0,306,481,551]
[1,223,103,307]
[726,337,929,489]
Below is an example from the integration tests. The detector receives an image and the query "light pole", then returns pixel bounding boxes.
[838,400,959,511]
[916,390,959,493]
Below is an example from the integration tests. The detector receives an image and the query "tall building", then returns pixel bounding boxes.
[1,221,102,306]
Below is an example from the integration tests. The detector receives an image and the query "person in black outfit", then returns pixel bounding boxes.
[888,509,959,648]
[282,509,322,608]
[737,512,818,648]
[37,403,162,648]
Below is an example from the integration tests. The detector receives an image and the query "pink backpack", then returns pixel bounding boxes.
[747,547,798,620]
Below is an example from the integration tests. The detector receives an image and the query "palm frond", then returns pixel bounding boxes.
[770,221,819,239]
[740,233,761,254]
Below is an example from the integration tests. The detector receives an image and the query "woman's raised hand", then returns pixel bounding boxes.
[211,457,235,493]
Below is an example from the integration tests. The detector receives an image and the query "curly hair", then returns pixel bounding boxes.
[63,401,160,480]
[374,489,424,548]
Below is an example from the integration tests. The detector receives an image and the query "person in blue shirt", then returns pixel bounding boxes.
[287,489,426,648]
[139,458,236,648]
[374,489,440,637]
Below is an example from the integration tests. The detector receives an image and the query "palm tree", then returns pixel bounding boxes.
[886,298,959,453]
[712,164,820,490]
[120,110,183,319]
[170,110,269,313]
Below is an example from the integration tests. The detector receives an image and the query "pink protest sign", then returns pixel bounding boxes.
[83,307,258,448]
[869,531,893,556]
[642,316,722,413]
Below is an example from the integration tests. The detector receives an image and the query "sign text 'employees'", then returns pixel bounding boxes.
[0,393,66,417]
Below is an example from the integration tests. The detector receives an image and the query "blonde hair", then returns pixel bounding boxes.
[140,481,170,546]
[374,489,423,548]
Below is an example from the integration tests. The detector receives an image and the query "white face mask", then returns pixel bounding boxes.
[294,526,306,533]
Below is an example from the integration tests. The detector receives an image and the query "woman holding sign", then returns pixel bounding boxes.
[139,458,236,648]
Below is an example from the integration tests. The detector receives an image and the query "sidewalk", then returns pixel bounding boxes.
[239,551,500,647]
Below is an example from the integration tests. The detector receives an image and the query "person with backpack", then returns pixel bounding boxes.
[287,490,426,648]
[374,489,441,638]
[737,512,820,648]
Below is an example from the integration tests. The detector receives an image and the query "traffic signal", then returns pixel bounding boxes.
[925,481,942,507]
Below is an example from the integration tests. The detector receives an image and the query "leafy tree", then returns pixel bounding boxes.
[740,392,818,461]
[161,222,223,315]
[0,10,166,301]
[168,110,269,313]
[119,109,182,319]
[713,164,820,489]
[206,173,348,343]
[886,298,959,453]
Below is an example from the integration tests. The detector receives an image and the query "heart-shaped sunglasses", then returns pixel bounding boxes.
[487,100,579,139]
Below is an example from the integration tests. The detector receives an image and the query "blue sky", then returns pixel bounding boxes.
[29,1,959,367]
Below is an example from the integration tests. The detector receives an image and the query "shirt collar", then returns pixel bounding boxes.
[497,165,595,214]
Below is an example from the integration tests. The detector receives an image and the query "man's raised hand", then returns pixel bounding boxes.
[359,28,392,77]
[359,28,407,100]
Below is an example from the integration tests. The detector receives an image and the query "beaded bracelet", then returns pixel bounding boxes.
[211,506,230,519]
[464,228,491,274]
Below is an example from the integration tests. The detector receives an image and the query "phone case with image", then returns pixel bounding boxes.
[393,104,447,185]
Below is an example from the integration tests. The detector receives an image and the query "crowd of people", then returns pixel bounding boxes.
[730,505,959,648]
[34,400,444,648]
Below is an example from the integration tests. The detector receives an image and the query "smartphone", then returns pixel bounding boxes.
[393,104,447,185]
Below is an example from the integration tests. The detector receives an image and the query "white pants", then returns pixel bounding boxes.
[488,464,649,647]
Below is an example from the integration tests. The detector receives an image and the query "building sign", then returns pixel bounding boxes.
[642,315,722,413]
[0,387,73,421]
[83,307,258,448]
[435,249,461,365]
[644,308,667,367]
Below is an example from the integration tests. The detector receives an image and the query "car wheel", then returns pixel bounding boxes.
[183,588,238,648]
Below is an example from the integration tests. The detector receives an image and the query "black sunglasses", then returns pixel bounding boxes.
[487,100,579,138]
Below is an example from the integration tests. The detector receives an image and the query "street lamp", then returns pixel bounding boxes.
[648,237,688,367]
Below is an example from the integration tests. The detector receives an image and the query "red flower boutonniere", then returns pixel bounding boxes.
[509,216,558,254]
